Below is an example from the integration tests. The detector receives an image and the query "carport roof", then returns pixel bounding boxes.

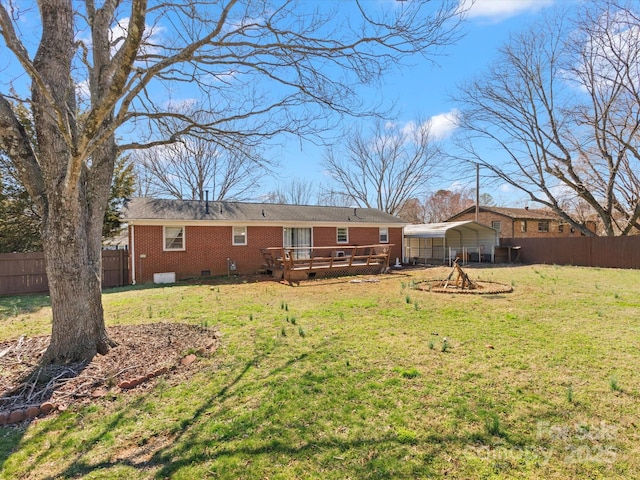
[404,221,498,238]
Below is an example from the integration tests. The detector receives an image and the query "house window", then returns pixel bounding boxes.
[379,227,389,243]
[558,223,564,233]
[521,221,527,233]
[337,227,349,244]
[164,226,185,251]
[491,221,502,232]
[233,226,247,245]
[538,221,549,233]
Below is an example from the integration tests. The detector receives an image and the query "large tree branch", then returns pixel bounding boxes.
[1,4,75,152]
[0,95,46,210]
[75,0,148,166]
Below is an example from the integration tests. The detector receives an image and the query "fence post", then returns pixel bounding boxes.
[119,249,123,286]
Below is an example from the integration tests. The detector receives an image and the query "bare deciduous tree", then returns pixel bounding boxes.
[134,109,272,201]
[0,0,464,363]
[322,119,441,215]
[262,178,316,205]
[454,0,640,236]
[317,189,356,208]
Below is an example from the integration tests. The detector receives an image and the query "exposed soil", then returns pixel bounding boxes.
[415,279,514,294]
[0,323,220,425]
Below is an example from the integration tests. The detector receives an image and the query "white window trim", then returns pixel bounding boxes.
[337,227,349,244]
[233,226,248,246]
[379,227,389,244]
[163,226,185,251]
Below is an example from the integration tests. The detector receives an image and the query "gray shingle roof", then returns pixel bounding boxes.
[448,206,562,221]
[123,198,405,225]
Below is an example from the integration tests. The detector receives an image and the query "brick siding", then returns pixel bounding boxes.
[452,212,584,238]
[130,225,403,283]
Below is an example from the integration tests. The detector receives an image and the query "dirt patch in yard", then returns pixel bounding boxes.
[0,323,220,425]
[415,279,514,294]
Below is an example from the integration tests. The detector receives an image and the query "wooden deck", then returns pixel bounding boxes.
[261,244,393,285]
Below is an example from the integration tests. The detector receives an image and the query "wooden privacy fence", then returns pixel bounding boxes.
[0,249,129,296]
[501,236,640,269]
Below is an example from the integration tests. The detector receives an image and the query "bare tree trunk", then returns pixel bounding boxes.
[21,0,116,363]
[42,214,113,363]
[41,139,117,363]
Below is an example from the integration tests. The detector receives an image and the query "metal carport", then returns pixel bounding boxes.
[403,221,499,265]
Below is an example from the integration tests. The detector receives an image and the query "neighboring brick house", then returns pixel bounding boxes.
[122,198,405,283]
[446,206,595,238]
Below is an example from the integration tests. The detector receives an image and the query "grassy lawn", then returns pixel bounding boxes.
[1,264,639,479]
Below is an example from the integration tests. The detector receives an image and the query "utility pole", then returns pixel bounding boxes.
[475,163,479,222]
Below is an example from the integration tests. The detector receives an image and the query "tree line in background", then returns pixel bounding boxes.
[0,108,489,253]
[131,113,494,224]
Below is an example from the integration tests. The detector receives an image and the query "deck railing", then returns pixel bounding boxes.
[261,244,393,284]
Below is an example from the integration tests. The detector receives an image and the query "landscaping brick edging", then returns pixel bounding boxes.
[0,355,197,426]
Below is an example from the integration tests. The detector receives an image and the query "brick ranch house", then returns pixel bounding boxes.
[122,198,405,284]
[447,206,597,238]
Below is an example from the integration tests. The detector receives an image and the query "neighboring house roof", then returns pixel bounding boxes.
[447,206,561,221]
[123,197,406,225]
[404,221,498,239]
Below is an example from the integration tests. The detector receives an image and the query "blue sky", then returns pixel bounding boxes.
[271,0,561,205]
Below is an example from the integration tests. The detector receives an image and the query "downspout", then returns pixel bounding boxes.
[493,229,498,263]
[130,224,136,285]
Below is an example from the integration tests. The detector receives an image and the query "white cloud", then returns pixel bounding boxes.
[461,0,555,22]
[447,180,472,192]
[428,109,459,140]
[109,18,130,53]
[548,183,576,201]
[399,109,459,142]
[164,98,200,111]
[109,17,165,58]
[75,79,90,104]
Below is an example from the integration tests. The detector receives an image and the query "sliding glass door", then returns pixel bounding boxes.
[283,227,312,259]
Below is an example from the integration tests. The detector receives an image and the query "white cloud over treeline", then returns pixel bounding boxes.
[461,0,555,22]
